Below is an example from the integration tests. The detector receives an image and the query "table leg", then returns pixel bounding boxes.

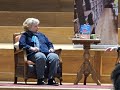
[74,45,101,85]
[74,64,84,85]
[89,61,101,85]
[74,47,91,85]
[74,60,92,85]
[84,73,89,85]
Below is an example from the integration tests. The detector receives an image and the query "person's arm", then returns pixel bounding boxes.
[19,34,39,52]
[19,34,31,50]
[43,34,54,52]
[105,45,119,51]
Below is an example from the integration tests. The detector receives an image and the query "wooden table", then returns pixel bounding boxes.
[72,38,101,85]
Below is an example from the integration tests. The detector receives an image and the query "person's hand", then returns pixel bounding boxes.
[49,48,55,52]
[105,46,118,51]
[30,47,39,52]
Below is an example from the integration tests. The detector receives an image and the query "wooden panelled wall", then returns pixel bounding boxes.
[0,12,73,27]
[0,26,74,44]
[0,0,73,12]
[0,48,118,83]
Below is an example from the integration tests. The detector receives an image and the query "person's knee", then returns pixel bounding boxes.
[47,53,59,62]
[35,52,46,62]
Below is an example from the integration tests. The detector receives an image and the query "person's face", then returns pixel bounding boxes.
[29,24,39,33]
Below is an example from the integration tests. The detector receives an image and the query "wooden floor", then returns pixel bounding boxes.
[0,82,113,90]
[95,8,118,45]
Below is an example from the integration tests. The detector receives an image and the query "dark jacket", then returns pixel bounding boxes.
[117,47,120,52]
[19,31,54,58]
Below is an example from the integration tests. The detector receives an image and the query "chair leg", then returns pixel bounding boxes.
[59,78,63,85]
[14,77,17,84]
[25,79,27,85]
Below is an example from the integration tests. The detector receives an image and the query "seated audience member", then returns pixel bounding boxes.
[106,46,120,90]
[19,18,59,85]
[111,62,120,90]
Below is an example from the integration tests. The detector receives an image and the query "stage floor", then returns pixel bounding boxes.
[0,81,113,90]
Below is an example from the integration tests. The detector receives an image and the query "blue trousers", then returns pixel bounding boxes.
[29,52,59,79]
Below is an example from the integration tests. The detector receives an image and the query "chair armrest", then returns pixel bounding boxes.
[14,49,24,55]
[26,60,35,65]
[14,48,27,65]
[14,48,35,65]
[59,59,63,64]
[55,49,62,63]
[14,48,62,65]
[55,49,62,56]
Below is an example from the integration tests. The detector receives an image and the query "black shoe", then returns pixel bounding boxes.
[48,79,59,86]
[37,78,46,85]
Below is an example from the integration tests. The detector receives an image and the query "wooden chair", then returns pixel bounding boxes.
[13,32,63,85]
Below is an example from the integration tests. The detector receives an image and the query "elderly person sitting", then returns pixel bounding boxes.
[19,18,59,85]
[106,45,120,90]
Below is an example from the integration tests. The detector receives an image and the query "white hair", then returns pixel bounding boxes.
[23,18,40,31]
